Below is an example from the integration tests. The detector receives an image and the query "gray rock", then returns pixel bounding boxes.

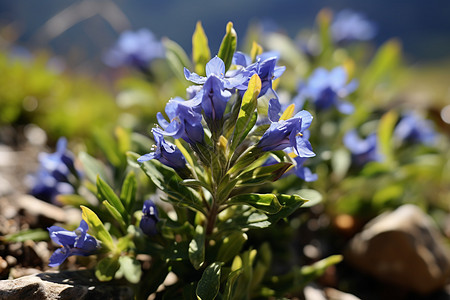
[345,204,450,294]
[0,270,133,300]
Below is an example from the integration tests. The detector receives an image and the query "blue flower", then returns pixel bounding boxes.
[29,137,77,203]
[103,29,165,69]
[139,200,159,236]
[48,220,99,267]
[293,156,318,182]
[343,130,381,166]
[394,111,437,145]
[233,51,286,97]
[296,67,357,114]
[138,130,186,170]
[156,97,204,144]
[196,75,232,122]
[257,100,315,158]
[184,56,248,90]
[331,9,377,43]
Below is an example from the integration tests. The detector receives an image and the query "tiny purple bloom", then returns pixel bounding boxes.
[138,130,186,170]
[293,156,318,182]
[48,220,99,267]
[139,200,159,236]
[394,111,437,145]
[296,67,357,114]
[104,29,165,69]
[343,130,381,166]
[331,9,377,43]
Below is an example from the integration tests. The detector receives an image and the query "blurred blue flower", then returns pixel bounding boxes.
[343,130,381,166]
[139,200,159,236]
[103,29,165,69]
[258,99,315,158]
[394,111,437,145]
[48,220,99,267]
[184,56,248,89]
[293,156,318,182]
[156,97,204,144]
[331,9,377,43]
[296,67,357,114]
[138,130,186,170]
[29,137,77,203]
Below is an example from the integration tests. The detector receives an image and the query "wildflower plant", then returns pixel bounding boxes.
[43,22,340,299]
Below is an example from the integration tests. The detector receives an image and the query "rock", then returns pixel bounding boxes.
[0,270,134,300]
[345,204,450,294]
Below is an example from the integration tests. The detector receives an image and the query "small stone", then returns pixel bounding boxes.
[0,270,133,300]
[345,204,450,294]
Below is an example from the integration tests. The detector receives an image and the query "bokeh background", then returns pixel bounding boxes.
[2,0,450,72]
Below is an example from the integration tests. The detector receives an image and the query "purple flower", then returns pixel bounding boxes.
[138,130,186,170]
[257,99,315,158]
[296,67,357,114]
[343,130,381,166]
[331,9,377,43]
[156,97,204,144]
[233,51,286,97]
[196,75,232,122]
[184,56,248,90]
[139,200,159,236]
[394,111,437,145]
[293,156,318,182]
[29,138,77,203]
[48,220,99,267]
[103,29,165,69]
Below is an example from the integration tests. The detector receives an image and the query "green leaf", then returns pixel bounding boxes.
[316,9,334,63]
[360,39,402,93]
[163,37,192,81]
[115,127,132,155]
[331,148,351,180]
[217,231,247,263]
[102,200,126,229]
[3,229,49,243]
[81,206,115,251]
[237,162,292,187]
[267,194,308,223]
[192,21,211,76]
[300,255,343,284]
[133,152,204,213]
[217,21,237,72]
[196,262,222,300]
[118,256,142,284]
[93,128,122,167]
[97,176,126,218]
[296,189,322,208]
[120,171,137,211]
[189,225,205,270]
[95,256,120,282]
[378,110,398,164]
[230,74,261,152]
[79,151,109,184]
[228,193,282,214]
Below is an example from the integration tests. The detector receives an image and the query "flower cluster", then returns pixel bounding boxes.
[28,137,79,203]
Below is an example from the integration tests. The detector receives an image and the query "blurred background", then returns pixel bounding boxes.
[2,0,450,73]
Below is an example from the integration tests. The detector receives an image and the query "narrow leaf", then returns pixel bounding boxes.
[97,176,126,217]
[196,262,222,300]
[192,21,211,76]
[163,37,192,81]
[378,110,398,164]
[237,162,292,186]
[217,21,237,72]
[79,151,109,183]
[228,193,282,214]
[120,171,137,211]
[217,231,247,263]
[3,229,49,243]
[102,200,126,229]
[230,74,261,152]
[189,225,205,270]
[81,205,114,251]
